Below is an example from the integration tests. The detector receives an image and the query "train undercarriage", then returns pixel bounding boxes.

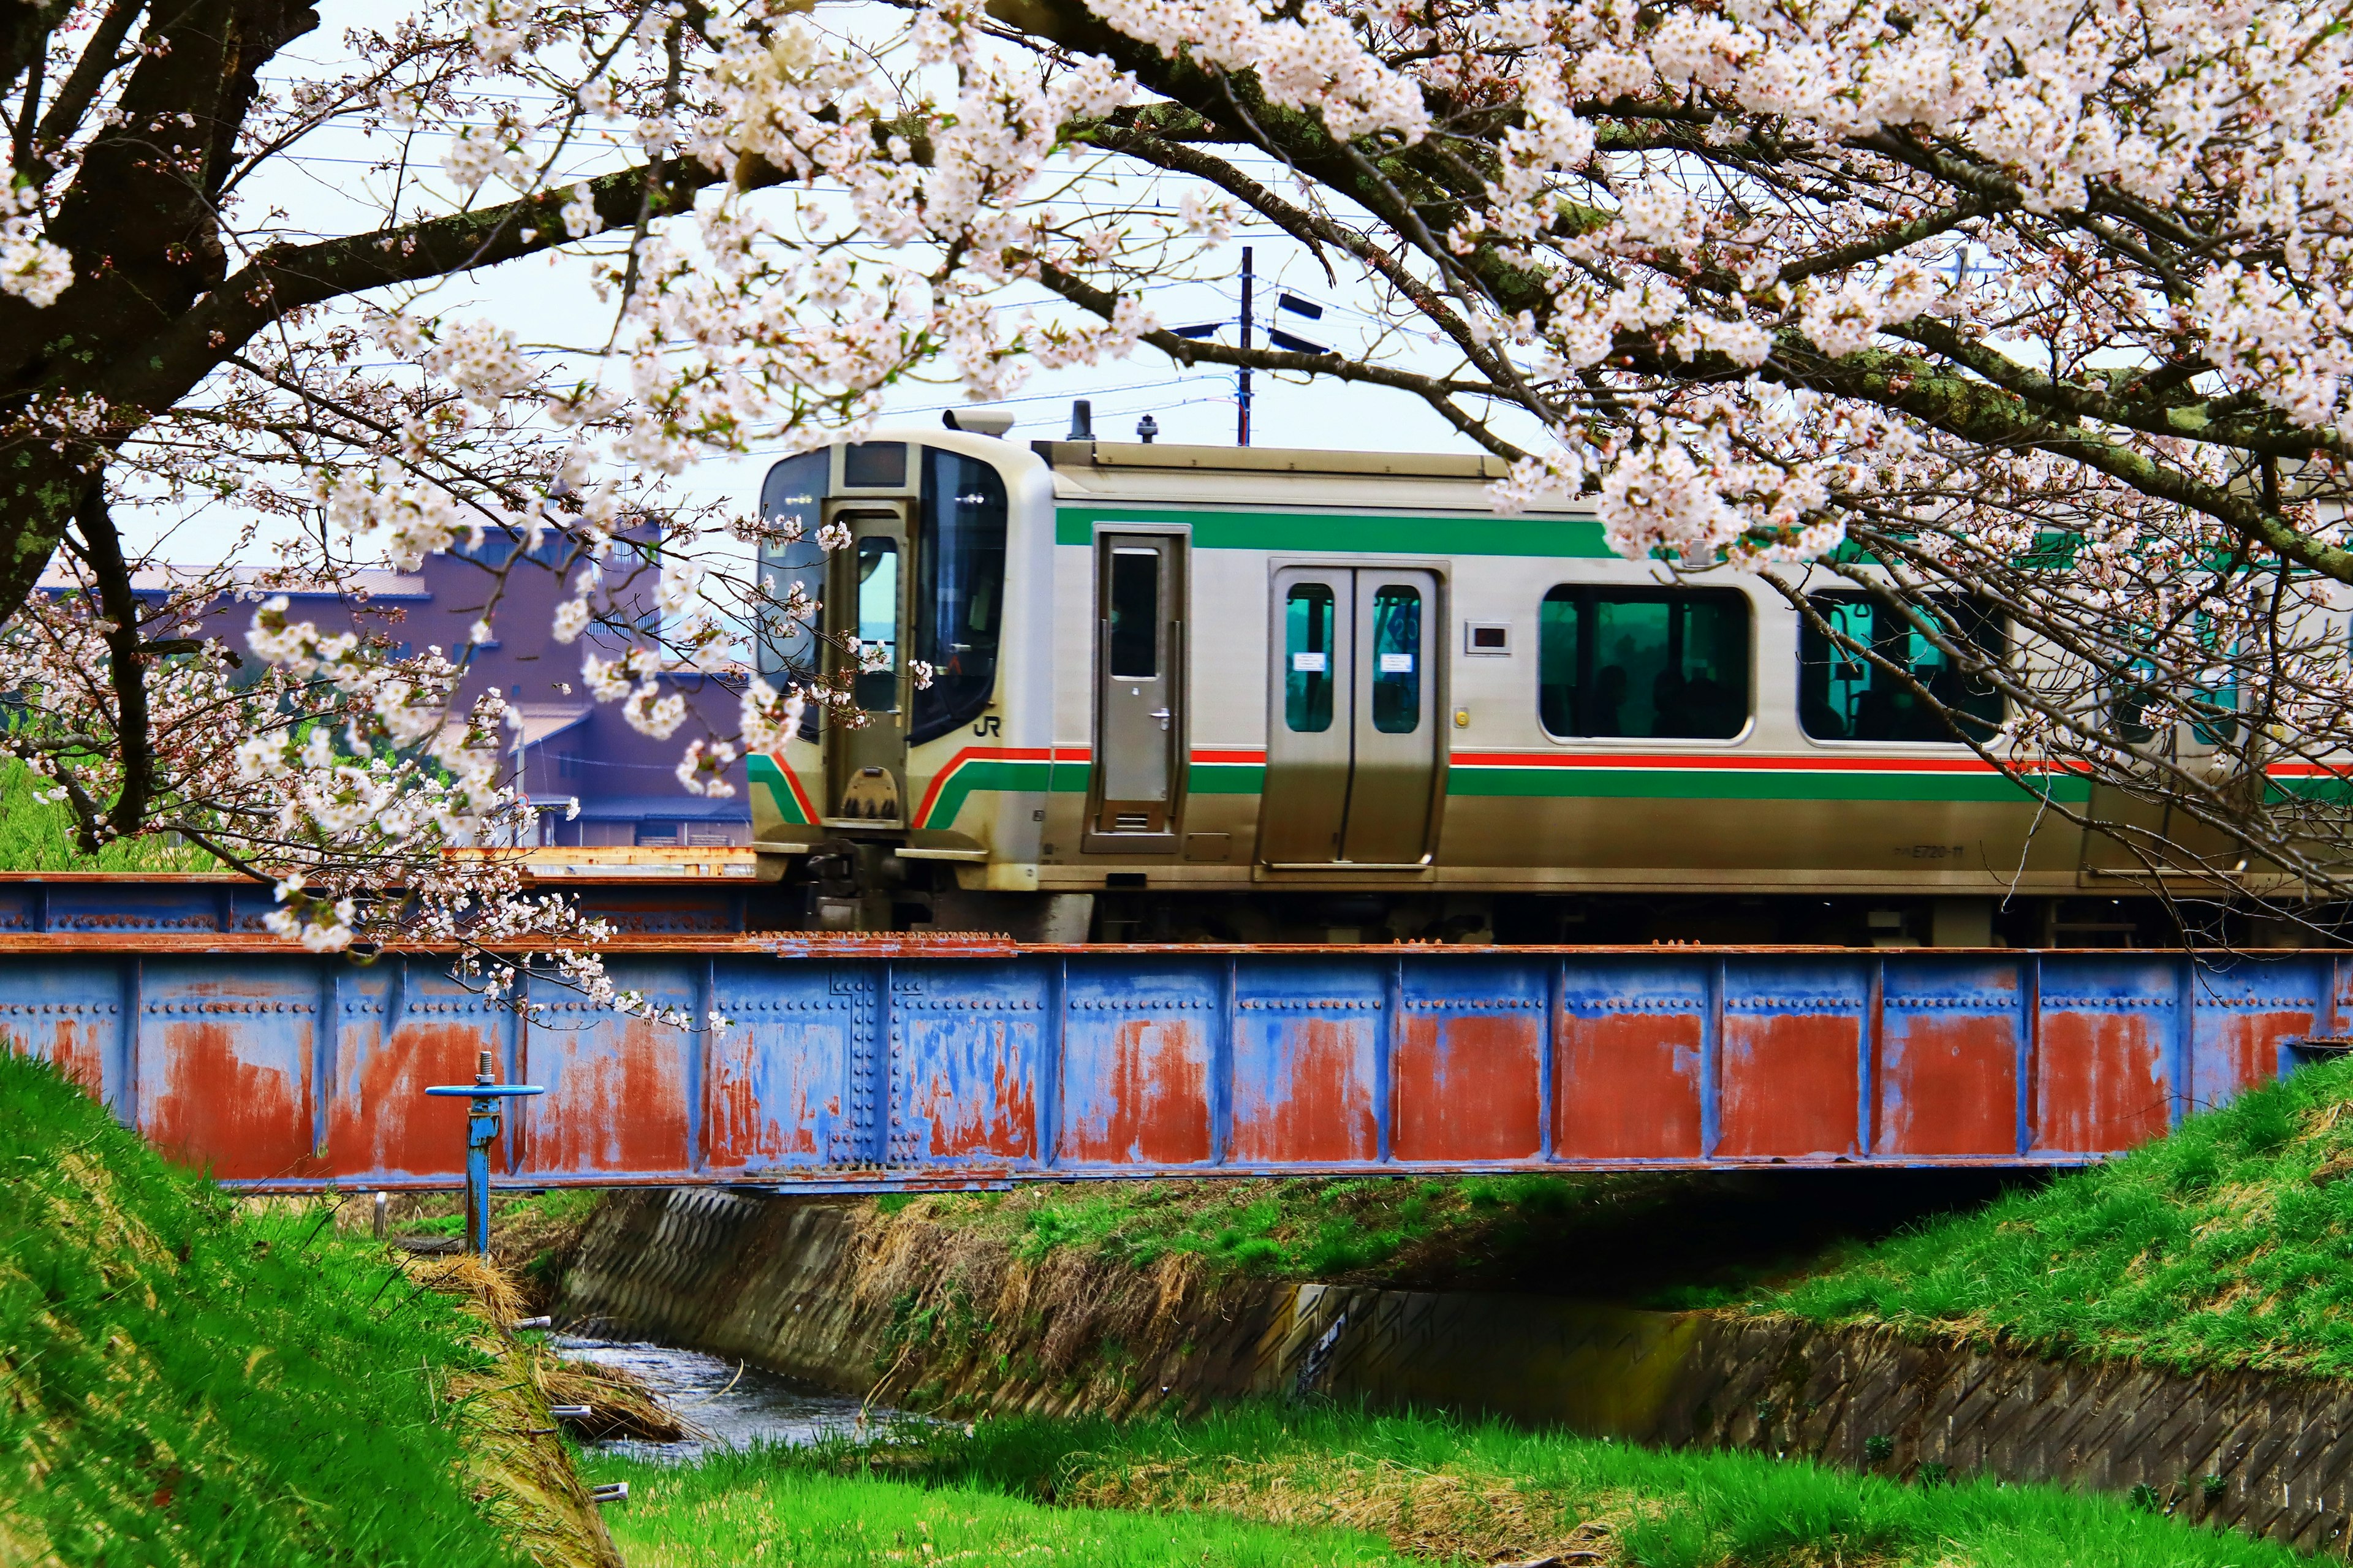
[763,841,2294,949]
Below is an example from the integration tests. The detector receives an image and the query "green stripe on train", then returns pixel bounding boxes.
[1056,506,1613,556]
[1444,767,2093,804]
[919,757,2085,828]
[920,759,1267,828]
[746,752,809,825]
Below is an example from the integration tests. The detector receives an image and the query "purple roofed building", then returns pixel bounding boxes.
[67,529,751,849]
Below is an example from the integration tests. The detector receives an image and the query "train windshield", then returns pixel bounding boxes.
[1797,590,2004,742]
[912,448,1009,743]
[1538,586,1750,739]
[756,450,827,687]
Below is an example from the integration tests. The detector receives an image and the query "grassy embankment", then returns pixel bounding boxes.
[589,1401,2311,1568]
[0,757,218,872]
[878,1164,2020,1306]
[0,1050,603,1566]
[1764,1051,2353,1377]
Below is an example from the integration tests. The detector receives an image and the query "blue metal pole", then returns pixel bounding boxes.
[428,1049,545,1259]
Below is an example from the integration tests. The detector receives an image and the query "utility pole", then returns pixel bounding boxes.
[1237,245,1253,446]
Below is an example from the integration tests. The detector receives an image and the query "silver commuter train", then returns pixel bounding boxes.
[747,418,2140,946]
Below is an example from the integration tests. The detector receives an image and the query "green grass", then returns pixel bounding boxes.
[0,1051,527,1566]
[1765,1054,2353,1377]
[591,1401,2311,1567]
[589,1453,1412,1567]
[908,1173,1662,1280]
[0,757,218,871]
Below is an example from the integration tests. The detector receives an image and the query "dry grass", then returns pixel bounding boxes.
[1061,1453,1628,1565]
[398,1251,629,1568]
[536,1353,706,1444]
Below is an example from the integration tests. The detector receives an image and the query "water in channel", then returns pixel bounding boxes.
[555,1337,885,1463]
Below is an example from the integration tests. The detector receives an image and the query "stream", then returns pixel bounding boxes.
[555,1336,889,1463]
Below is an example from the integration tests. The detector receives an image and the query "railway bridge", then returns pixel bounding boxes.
[0,878,2339,1191]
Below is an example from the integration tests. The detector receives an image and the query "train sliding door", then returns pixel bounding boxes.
[825,504,913,822]
[1260,566,1443,866]
[1086,530,1188,849]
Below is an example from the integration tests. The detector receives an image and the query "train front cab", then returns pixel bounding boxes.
[746,428,1056,925]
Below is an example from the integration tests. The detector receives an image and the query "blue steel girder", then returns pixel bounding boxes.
[0,943,2341,1191]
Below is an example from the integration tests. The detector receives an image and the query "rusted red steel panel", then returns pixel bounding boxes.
[522,969,695,1177]
[1718,963,1868,1159]
[322,972,494,1181]
[1056,961,1217,1165]
[1395,958,1545,1162]
[2033,960,2179,1154]
[1396,1013,1543,1161]
[138,962,323,1183]
[1876,960,2023,1157]
[1555,962,1705,1160]
[1231,960,1382,1164]
[1058,1015,1212,1164]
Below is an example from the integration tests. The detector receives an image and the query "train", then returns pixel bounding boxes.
[743,414,2199,947]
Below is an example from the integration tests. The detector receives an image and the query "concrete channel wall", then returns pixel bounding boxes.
[561,1190,2353,1554]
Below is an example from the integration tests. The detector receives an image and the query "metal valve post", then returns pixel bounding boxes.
[425,1050,546,1256]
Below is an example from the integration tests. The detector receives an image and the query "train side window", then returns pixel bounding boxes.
[2110,616,2237,747]
[1284,584,1335,732]
[1537,586,1749,739]
[910,449,1008,743]
[1370,584,1422,733]
[1797,589,2003,742]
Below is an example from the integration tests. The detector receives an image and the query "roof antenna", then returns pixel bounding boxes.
[1135,414,1159,444]
[1067,400,1094,441]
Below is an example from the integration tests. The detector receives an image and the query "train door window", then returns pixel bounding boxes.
[1108,549,1161,677]
[1797,590,2003,741]
[1537,586,1750,739]
[911,448,1008,742]
[854,537,900,710]
[1369,584,1423,733]
[1285,583,1336,732]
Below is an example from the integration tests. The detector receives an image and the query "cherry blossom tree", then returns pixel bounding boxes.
[7,0,2353,949]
